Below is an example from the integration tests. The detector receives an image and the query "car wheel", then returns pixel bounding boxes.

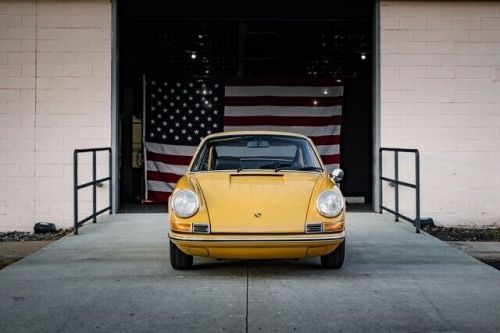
[170,241,193,270]
[321,240,345,269]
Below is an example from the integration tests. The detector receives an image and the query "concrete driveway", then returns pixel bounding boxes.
[1,213,499,333]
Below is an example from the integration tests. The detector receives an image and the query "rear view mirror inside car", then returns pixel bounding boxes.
[247,140,270,148]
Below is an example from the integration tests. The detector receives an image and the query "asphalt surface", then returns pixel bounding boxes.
[0,241,53,270]
[0,213,499,333]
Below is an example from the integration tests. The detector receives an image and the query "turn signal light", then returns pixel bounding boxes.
[322,221,344,233]
[170,221,192,233]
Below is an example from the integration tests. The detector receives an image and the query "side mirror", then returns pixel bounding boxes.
[331,168,344,182]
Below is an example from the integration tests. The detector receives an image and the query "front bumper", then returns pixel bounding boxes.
[169,231,345,259]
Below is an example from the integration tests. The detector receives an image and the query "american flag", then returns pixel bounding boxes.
[144,77,343,202]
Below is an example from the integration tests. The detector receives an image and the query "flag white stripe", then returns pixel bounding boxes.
[145,142,196,156]
[224,125,341,136]
[147,180,176,193]
[147,160,187,175]
[316,144,340,156]
[225,86,344,97]
[225,105,342,117]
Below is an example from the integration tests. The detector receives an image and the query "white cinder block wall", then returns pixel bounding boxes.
[0,0,111,231]
[380,1,500,226]
[0,1,36,231]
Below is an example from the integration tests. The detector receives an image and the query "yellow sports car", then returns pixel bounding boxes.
[168,131,345,269]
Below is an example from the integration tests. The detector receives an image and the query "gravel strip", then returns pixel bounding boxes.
[423,226,500,242]
[0,229,72,242]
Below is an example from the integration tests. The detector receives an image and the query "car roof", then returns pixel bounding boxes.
[202,131,310,140]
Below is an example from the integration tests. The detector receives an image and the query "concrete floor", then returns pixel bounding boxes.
[0,213,499,333]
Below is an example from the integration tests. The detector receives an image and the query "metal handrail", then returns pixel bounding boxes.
[379,147,421,233]
[73,148,112,235]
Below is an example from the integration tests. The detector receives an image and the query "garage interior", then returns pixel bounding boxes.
[117,0,374,212]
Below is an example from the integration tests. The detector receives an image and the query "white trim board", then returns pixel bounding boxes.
[345,197,366,204]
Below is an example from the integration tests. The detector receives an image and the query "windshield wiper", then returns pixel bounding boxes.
[274,166,323,172]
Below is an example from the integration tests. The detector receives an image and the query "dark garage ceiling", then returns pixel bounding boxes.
[119,0,373,78]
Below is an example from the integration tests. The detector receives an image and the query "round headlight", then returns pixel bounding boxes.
[316,187,344,217]
[171,190,199,218]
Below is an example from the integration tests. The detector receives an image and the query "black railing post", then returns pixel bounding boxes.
[379,147,421,233]
[415,151,421,234]
[109,149,113,215]
[73,147,112,235]
[74,151,79,235]
[394,150,399,222]
[92,150,97,223]
[379,148,383,214]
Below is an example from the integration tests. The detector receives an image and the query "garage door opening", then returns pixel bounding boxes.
[116,0,374,212]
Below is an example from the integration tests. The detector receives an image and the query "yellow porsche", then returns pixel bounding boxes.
[168,131,345,269]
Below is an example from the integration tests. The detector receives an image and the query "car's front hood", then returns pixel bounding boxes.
[192,172,322,233]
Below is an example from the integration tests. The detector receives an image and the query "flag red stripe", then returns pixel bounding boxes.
[320,154,340,164]
[224,115,341,127]
[309,135,341,146]
[147,191,171,202]
[147,151,192,166]
[225,78,343,86]
[147,171,182,183]
[225,96,342,107]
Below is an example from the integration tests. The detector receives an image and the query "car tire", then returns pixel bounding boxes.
[321,240,345,269]
[170,241,193,270]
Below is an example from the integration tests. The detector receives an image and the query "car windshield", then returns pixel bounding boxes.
[191,135,323,172]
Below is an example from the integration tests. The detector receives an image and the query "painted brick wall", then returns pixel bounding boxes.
[380,1,500,226]
[0,0,111,231]
[0,1,36,230]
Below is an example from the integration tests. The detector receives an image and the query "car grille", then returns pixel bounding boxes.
[192,223,210,234]
[306,223,323,233]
